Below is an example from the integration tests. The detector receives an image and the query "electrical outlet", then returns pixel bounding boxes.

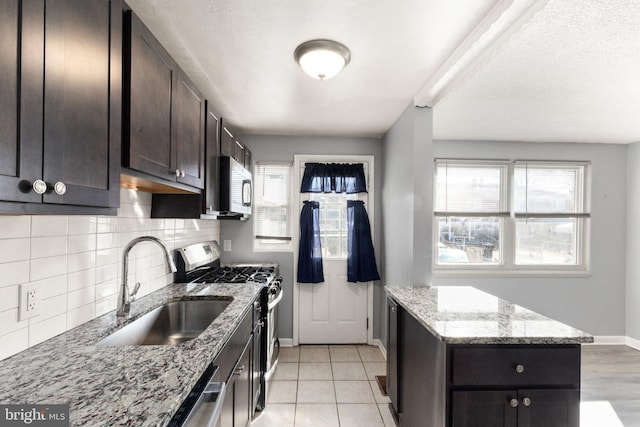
[19,283,43,321]
[223,240,232,252]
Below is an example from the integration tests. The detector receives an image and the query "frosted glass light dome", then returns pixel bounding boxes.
[294,40,351,80]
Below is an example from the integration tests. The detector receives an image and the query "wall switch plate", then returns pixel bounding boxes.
[19,283,43,321]
[223,240,232,252]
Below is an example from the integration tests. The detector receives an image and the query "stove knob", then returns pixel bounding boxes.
[269,287,278,295]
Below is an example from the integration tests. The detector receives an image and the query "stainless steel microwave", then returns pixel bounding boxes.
[219,156,252,218]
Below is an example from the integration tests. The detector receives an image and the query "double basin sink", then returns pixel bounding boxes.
[98,298,231,347]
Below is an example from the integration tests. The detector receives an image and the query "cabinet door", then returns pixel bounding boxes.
[451,391,518,427]
[517,389,579,427]
[43,0,121,208]
[204,106,221,213]
[173,69,205,189]
[221,126,235,157]
[0,0,43,203]
[124,10,175,182]
[234,340,252,427]
[233,139,245,164]
[243,147,252,170]
[387,297,399,413]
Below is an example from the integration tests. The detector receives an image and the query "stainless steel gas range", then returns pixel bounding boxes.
[174,241,282,413]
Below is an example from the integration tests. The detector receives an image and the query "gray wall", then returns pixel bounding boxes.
[433,140,627,337]
[627,143,640,341]
[220,135,383,341]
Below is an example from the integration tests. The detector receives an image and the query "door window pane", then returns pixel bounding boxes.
[310,192,357,259]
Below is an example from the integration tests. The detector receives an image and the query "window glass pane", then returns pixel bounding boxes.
[515,218,578,265]
[513,165,582,214]
[435,164,506,213]
[254,163,292,250]
[436,217,501,265]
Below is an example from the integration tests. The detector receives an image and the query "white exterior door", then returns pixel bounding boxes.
[295,157,375,344]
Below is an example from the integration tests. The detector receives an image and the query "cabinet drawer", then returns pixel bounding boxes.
[451,345,580,387]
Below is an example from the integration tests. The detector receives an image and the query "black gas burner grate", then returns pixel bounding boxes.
[195,266,276,284]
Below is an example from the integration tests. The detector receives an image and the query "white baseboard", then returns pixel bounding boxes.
[586,336,627,345]
[373,339,387,360]
[626,336,640,351]
[279,338,294,347]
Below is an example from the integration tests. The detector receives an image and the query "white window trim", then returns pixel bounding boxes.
[253,161,293,252]
[432,159,591,277]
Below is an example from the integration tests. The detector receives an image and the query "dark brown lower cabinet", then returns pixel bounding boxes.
[452,389,579,427]
[386,296,582,427]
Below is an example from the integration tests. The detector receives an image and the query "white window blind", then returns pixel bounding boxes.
[254,163,293,250]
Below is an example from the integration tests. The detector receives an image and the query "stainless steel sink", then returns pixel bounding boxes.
[97,299,232,346]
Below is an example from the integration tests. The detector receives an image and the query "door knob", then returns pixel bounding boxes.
[515,364,525,374]
[32,180,47,194]
[509,398,518,408]
[54,181,66,195]
[522,397,531,407]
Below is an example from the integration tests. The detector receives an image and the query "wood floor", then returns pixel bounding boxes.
[582,345,640,427]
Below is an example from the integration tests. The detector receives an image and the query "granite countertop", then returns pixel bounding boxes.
[385,285,593,345]
[0,281,263,426]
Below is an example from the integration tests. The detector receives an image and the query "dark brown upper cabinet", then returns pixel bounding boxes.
[204,104,221,213]
[220,121,252,170]
[123,10,205,190]
[0,0,121,214]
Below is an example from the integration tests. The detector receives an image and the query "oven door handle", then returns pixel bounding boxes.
[268,289,283,310]
[182,381,226,427]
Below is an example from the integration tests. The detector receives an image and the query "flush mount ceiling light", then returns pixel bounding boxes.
[294,39,351,80]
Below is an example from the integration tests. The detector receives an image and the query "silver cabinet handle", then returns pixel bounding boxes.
[54,181,66,195]
[173,169,181,177]
[32,179,47,194]
[522,397,531,407]
[515,364,525,374]
[509,398,519,408]
[181,170,185,177]
[233,365,245,376]
[391,306,396,312]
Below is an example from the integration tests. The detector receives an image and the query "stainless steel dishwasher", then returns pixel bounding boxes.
[168,364,226,427]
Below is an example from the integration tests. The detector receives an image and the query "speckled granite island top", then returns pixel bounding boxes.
[385,285,593,345]
[0,281,263,426]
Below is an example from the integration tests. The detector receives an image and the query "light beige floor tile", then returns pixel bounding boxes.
[378,403,397,427]
[332,362,368,380]
[334,381,376,403]
[370,380,391,404]
[329,345,361,362]
[273,363,299,381]
[280,346,300,363]
[298,362,333,380]
[300,345,330,362]
[364,362,387,380]
[251,404,295,427]
[357,345,385,362]
[338,403,384,427]
[267,380,297,403]
[294,404,339,427]
[297,380,336,403]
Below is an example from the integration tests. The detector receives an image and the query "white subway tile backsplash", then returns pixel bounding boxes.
[67,304,95,329]
[68,234,96,254]
[0,328,29,360]
[0,261,30,289]
[0,238,30,263]
[31,236,67,259]
[0,216,30,239]
[0,309,28,336]
[29,314,66,347]
[68,252,96,273]
[68,286,96,310]
[30,255,67,282]
[68,269,96,292]
[31,216,68,237]
[0,285,19,312]
[68,216,97,235]
[0,188,221,361]
[36,275,67,299]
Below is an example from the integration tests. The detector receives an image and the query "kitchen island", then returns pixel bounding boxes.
[0,281,262,426]
[385,285,593,427]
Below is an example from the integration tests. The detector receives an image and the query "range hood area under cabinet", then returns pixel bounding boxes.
[121,8,205,193]
[0,0,122,215]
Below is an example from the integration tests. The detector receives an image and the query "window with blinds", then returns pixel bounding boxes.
[434,159,590,272]
[253,162,293,251]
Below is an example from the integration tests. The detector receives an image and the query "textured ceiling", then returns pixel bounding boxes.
[125,0,495,137]
[125,0,640,143]
[433,0,640,143]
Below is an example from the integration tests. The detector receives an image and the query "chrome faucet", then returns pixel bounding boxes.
[117,236,177,317]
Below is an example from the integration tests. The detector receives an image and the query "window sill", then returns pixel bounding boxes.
[432,267,591,278]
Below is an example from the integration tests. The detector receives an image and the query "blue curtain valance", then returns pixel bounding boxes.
[300,163,367,194]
